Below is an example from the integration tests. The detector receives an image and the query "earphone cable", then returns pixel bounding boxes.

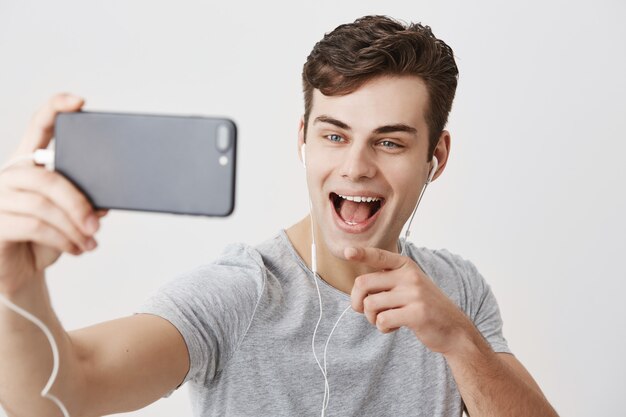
[0,152,70,417]
[321,303,351,410]
[401,181,429,256]
[306,197,331,417]
[0,293,70,417]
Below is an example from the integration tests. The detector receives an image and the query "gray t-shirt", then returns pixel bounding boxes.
[139,230,511,416]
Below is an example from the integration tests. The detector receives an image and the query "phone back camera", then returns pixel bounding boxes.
[216,124,232,152]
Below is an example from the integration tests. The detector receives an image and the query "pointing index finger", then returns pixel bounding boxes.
[344,246,407,270]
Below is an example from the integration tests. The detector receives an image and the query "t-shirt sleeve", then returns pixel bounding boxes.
[136,243,266,390]
[419,247,512,355]
[461,260,512,354]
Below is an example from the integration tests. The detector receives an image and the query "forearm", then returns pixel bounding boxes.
[444,325,558,417]
[0,272,86,417]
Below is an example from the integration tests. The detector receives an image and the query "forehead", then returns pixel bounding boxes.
[310,75,429,131]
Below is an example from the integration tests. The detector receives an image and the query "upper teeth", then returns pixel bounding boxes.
[338,194,381,203]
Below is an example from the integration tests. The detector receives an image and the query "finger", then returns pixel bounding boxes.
[95,209,109,218]
[1,166,99,236]
[362,290,411,326]
[344,246,407,271]
[17,93,84,155]
[351,271,397,313]
[0,212,82,256]
[375,307,406,334]
[0,190,96,252]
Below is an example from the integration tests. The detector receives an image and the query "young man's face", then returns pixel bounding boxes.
[299,75,441,259]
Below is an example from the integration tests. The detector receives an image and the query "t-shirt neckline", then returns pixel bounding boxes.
[278,229,352,300]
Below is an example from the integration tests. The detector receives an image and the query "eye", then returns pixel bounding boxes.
[325,134,344,143]
[378,140,402,149]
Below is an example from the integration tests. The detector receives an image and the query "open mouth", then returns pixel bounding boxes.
[330,192,384,225]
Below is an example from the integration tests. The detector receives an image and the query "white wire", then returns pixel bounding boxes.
[0,154,70,417]
[0,293,70,417]
[309,251,351,415]
[307,202,352,416]
[401,181,429,256]
[302,154,336,416]
[321,303,351,410]
[306,195,330,416]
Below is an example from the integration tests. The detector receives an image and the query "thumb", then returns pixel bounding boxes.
[16,93,85,155]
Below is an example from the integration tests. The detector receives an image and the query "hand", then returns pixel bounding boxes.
[347,246,473,355]
[0,93,107,294]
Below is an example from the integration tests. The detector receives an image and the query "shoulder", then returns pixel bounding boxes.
[406,243,511,353]
[210,241,267,278]
[167,231,298,301]
[409,245,482,283]
[252,231,304,280]
[148,242,268,309]
[138,241,272,384]
[192,242,267,291]
[139,242,269,347]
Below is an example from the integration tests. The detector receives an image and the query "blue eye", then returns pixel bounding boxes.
[326,134,343,143]
[379,140,401,149]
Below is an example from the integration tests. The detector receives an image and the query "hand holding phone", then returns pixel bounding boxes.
[54,111,237,217]
[0,94,102,289]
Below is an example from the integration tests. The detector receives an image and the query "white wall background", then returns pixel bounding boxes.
[1,0,624,416]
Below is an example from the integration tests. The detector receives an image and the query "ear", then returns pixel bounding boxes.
[430,130,451,183]
[298,116,306,164]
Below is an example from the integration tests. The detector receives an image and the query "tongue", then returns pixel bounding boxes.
[339,200,371,224]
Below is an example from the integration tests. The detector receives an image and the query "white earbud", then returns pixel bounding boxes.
[301,143,306,168]
[427,156,439,184]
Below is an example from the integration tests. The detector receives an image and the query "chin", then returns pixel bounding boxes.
[320,223,397,259]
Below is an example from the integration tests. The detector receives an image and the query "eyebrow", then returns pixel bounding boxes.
[314,115,350,130]
[313,115,418,136]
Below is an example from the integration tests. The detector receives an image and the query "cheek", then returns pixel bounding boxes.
[305,159,332,199]
[307,151,341,184]
[387,165,426,214]
[388,161,424,194]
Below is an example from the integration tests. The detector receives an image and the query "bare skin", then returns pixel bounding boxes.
[0,94,189,417]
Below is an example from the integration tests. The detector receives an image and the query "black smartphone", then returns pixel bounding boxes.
[53,111,236,217]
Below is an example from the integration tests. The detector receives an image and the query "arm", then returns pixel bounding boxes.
[70,315,189,416]
[346,246,559,417]
[1,277,189,417]
[444,325,558,417]
[0,94,189,417]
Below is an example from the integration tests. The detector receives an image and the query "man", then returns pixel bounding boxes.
[0,15,558,416]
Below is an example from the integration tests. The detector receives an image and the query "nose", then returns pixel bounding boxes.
[339,143,376,181]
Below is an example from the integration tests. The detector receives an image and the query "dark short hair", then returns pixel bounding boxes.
[302,15,459,159]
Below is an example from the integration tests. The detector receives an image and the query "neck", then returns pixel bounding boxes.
[285,216,399,295]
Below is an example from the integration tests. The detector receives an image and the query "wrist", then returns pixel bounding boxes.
[442,321,492,364]
[0,272,52,335]
[0,270,46,301]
